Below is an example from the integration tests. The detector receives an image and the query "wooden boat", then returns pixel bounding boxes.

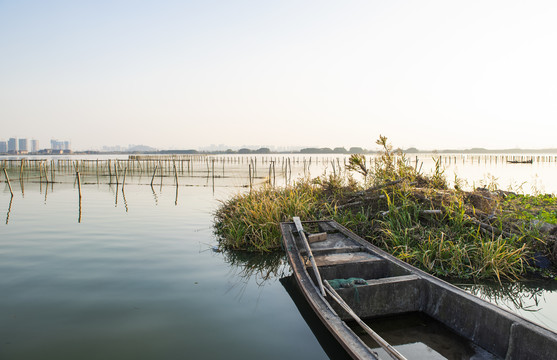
[506,159,533,164]
[280,218,557,359]
[280,275,354,360]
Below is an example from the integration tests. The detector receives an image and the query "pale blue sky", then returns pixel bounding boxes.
[1,1,556,150]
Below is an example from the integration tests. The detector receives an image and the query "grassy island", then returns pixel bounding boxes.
[214,137,557,281]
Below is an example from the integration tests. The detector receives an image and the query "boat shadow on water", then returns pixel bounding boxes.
[281,275,354,360]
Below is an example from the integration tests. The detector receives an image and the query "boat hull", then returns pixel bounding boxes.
[281,220,557,359]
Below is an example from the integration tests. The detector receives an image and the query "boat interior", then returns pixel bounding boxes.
[289,220,557,359]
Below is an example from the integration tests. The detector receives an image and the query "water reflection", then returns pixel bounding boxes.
[220,249,289,293]
[280,276,353,360]
[456,280,557,312]
[2,156,557,338]
[114,184,119,207]
[351,313,498,359]
[5,195,12,224]
[150,184,158,205]
[121,167,128,193]
[122,187,129,213]
[78,194,82,223]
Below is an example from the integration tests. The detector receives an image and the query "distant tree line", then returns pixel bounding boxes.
[299,147,369,154]
[157,148,273,155]
[74,146,557,156]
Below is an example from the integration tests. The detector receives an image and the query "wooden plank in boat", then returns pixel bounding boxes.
[308,232,327,243]
[303,232,361,250]
[313,252,382,267]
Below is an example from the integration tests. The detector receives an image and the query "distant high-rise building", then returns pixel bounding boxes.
[31,139,39,153]
[51,139,61,150]
[8,138,17,153]
[0,141,7,153]
[19,138,29,152]
[50,139,71,152]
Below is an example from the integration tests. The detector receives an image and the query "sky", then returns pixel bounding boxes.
[1,0,557,151]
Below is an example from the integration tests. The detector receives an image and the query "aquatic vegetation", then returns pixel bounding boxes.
[214,136,557,281]
[502,193,557,225]
[214,180,326,251]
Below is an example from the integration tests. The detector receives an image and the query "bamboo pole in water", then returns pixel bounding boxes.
[114,162,119,185]
[43,162,49,184]
[3,168,13,197]
[211,159,215,192]
[76,170,82,199]
[151,164,158,186]
[122,167,127,192]
[173,161,178,186]
[248,163,252,192]
[272,161,276,187]
[19,171,24,196]
[108,159,112,184]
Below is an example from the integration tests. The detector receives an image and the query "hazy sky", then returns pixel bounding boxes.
[1,1,556,150]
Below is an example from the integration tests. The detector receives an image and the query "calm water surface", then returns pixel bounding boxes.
[1,154,556,359]
[0,181,337,359]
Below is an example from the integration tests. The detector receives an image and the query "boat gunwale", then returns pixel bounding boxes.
[280,221,380,360]
[281,219,557,360]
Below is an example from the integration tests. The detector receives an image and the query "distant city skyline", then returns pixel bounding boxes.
[0,136,71,154]
[5,135,557,154]
[4,135,557,154]
[2,1,557,151]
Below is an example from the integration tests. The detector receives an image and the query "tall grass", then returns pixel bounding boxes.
[374,189,529,280]
[214,136,555,281]
[214,181,324,251]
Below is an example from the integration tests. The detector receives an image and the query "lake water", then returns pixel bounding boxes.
[1,154,556,359]
[1,180,337,359]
